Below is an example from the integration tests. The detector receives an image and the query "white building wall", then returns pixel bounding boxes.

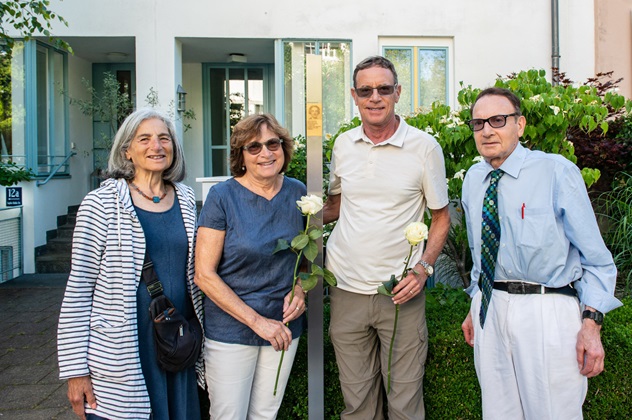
[4,0,597,272]
[46,0,594,87]
[47,0,594,201]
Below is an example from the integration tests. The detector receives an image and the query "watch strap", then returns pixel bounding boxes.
[582,309,604,325]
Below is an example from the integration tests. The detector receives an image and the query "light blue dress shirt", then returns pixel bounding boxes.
[463,143,621,313]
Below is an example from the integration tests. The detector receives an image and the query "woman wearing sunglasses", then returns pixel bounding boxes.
[194,113,306,419]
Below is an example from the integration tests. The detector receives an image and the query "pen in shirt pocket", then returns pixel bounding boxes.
[521,203,525,219]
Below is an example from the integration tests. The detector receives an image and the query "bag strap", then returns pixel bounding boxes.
[141,251,165,299]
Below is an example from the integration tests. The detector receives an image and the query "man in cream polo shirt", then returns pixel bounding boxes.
[323,55,450,419]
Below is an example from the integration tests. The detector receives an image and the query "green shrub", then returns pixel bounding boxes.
[277,300,345,419]
[285,133,335,197]
[583,298,632,419]
[597,173,632,297]
[277,68,632,418]
[0,160,34,186]
[277,289,631,419]
[285,134,307,184]
[326,69,631,289]
[423,285,481,419]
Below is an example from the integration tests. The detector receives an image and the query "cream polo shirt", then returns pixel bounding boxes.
[326,117,449,294]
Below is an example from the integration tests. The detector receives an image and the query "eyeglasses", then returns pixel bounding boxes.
[467,113,519,132]
[243,138,283,155]
[354,84,398,98]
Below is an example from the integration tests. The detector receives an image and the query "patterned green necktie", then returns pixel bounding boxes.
[479,169,504,327]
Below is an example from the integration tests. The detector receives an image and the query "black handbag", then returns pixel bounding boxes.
[141,252,203,372]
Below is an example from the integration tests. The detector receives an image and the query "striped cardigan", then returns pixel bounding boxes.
[57,178,204,419]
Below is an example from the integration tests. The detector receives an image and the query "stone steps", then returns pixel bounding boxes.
[35,205,78,274]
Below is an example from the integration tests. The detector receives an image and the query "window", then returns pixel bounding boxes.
[1,40,68,176]
[204,64,270,176]
[281,40,352,138]
[0,42,25,166]
[382,38,453,115]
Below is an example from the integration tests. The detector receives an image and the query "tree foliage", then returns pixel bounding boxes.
[329,69,632,288]
[0,0,71,52]
[0,160,34,186]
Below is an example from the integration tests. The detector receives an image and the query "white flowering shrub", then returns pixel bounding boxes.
[326,68,632,287]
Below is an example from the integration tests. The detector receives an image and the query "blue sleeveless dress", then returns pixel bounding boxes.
[134,196,200,420]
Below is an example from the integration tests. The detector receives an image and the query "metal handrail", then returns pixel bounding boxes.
[36,151,77,187]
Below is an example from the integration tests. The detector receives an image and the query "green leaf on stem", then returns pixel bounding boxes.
[323,268,337,287]
[272,238,290,254]
[291,234,310,250]
[377,274,398,297]
[311,264,324,277]
[303,240,318,262]
[301,274,319,292]
[308,228,323,240]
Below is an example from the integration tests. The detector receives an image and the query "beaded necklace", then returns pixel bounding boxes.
[129,181,167,203]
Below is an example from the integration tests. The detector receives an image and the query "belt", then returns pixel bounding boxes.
[492,281,577,297]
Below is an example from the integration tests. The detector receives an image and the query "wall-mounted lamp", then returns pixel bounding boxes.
[177,85,187,113]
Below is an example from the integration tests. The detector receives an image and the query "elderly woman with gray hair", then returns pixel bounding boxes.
[57,108,203,419]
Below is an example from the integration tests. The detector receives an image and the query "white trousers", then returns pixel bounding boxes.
[470,289,587,420]
[204,338,299,420]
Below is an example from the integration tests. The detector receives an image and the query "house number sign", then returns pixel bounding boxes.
[6,187,22,206]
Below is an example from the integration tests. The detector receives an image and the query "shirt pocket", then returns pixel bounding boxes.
[517,207,556,248]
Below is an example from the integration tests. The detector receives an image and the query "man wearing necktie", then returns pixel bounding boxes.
[460,87,621,419]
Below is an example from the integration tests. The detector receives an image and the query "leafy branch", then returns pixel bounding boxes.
[0,1,72,53]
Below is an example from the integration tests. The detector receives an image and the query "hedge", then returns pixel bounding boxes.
[276,286,632,419]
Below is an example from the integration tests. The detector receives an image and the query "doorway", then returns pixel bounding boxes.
[204,64,273,176]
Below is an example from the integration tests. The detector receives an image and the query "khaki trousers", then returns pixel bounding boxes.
[329,287,428,420]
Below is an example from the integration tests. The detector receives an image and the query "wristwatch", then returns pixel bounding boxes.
[582,309,604,325]
[417,260,434,277]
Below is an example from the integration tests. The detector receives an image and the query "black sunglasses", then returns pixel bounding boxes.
[242,138,283,155]
[354,84,398,98]
[468,113,519,132]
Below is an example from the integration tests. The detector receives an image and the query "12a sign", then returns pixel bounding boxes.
[6,187,22,206]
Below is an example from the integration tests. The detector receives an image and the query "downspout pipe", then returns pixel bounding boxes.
[551,0,560,85]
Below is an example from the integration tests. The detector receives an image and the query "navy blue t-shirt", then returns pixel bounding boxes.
[198,176,306,346]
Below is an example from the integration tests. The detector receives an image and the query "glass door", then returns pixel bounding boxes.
[281,41,352,138]
[204,65,269,176]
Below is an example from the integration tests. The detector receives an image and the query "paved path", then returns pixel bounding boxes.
[0,274,76,420]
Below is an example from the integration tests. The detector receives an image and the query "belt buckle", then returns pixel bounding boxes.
[507,282,526,294]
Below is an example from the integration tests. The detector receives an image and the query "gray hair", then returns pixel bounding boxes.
[353,55,398,88]
[106,108,186,182]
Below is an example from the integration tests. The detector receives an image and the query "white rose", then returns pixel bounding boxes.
[404,222,428,246]
[296,194,323,215]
